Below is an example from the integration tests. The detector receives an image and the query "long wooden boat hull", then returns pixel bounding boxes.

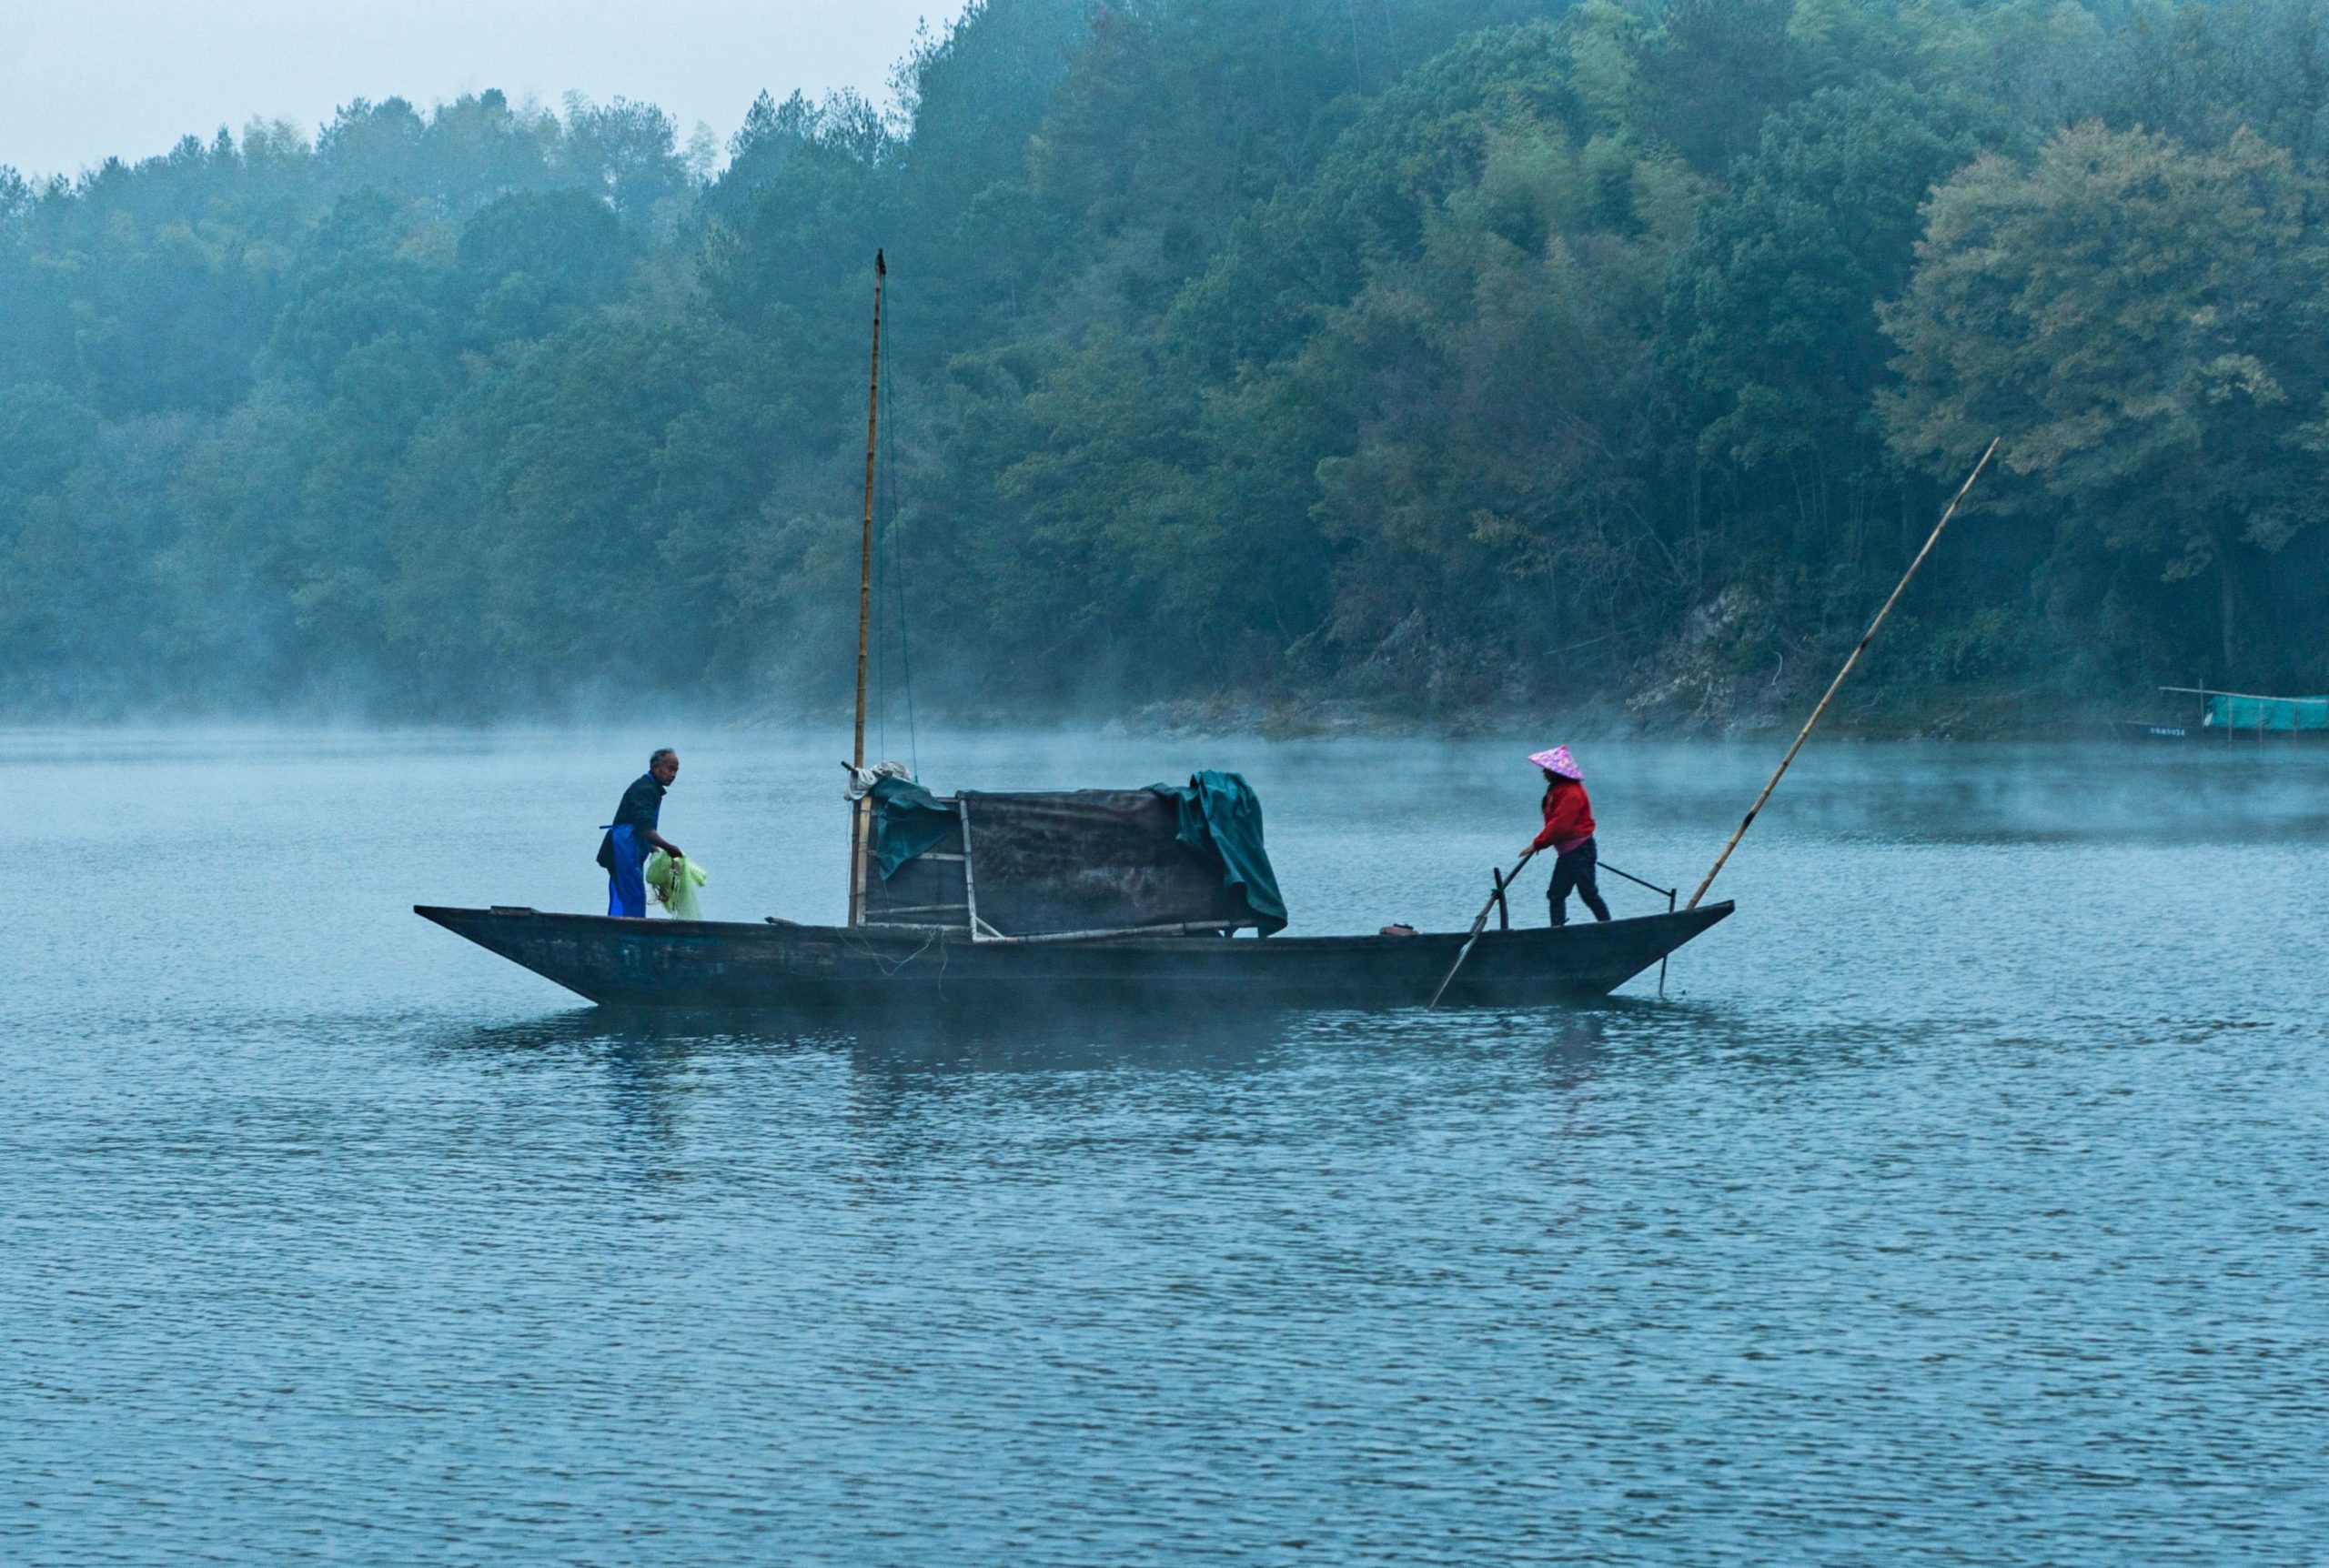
[415,901,1734,1013]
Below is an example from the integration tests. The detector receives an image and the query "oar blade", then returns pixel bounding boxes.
[1427,927,1485,1009]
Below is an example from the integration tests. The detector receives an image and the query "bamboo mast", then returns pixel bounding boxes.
[849,250,885,926]
[1685,437,1999,910]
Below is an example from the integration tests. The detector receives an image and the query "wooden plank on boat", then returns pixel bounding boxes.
[985,920,1245,944]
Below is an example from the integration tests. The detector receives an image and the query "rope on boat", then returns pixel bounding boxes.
[1597,861,1678,999]
[1598,861,1675,900]
[841,926,940,978]
[1502,856,1680,1000]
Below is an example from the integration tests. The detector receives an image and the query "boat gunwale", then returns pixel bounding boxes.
[415,902,1734,951]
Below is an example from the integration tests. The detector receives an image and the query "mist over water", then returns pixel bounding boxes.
[5,728,2324,1563]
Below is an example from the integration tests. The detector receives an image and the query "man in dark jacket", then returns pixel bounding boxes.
[598,749,686,917]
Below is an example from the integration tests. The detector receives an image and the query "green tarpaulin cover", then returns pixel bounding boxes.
[1151,769,1287,935]
[869,775,957,879]
[2206,694,2329,731]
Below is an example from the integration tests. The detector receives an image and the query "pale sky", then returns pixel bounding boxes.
[0,0,970,179]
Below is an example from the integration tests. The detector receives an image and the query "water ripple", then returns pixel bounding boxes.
[5,731,2325,1563]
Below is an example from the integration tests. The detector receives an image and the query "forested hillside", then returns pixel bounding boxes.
[7,0,2329,726]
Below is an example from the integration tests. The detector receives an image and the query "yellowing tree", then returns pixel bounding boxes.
[1881,121,2329,676]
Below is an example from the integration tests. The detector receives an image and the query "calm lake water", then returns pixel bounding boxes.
[5,727,2324,1564]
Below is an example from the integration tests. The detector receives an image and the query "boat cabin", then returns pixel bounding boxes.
[852,772,1288,942]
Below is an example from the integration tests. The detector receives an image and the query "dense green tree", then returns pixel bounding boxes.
[1664,82,1985,556]
[1639,0,1806,172]
[557,97,693,232]
[2099,0,2329,160]
[455,188,630,345]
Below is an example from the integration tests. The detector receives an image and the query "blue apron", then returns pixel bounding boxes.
[603,823,648,917]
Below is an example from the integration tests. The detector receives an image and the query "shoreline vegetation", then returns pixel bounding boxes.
[0,696,2178,743]
[1052,689,2186,741]
[772,683,2191,742]
[9,0,2329,726]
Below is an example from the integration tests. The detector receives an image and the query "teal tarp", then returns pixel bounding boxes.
[1152,769,1288,936]
[2206,693,2329,731]
[869,775,955,878]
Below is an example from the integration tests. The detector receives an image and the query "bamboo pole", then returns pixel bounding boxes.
[959,799,983,941]
[849,250,885,927]
[1686,437,2000,910]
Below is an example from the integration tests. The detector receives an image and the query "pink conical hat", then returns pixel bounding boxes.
[1528,746,1581,779]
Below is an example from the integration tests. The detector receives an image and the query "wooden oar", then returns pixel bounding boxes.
[1428,849,1538,1008]
[1686,437,1999,910]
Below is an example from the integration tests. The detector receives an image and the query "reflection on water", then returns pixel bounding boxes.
[5,729,2325,1564]
[429,995,1652,1120]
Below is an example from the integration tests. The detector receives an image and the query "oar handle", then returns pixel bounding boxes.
[1429,849,1542,1009]
[1494,848,1538,903]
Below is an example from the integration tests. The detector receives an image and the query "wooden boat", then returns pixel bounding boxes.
[415,900,1732,1014]
[419,770,1734,1013]
[418,253,1737,1014]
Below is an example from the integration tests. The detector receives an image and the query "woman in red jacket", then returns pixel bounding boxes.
[1524,746,1610,927]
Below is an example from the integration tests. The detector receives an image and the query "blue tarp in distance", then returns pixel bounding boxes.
[2205,694,2329,731]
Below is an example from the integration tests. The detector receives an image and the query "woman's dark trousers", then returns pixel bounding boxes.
[1548,836,1611,926]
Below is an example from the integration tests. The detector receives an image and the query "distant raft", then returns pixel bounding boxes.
[2202,691,2329,731]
